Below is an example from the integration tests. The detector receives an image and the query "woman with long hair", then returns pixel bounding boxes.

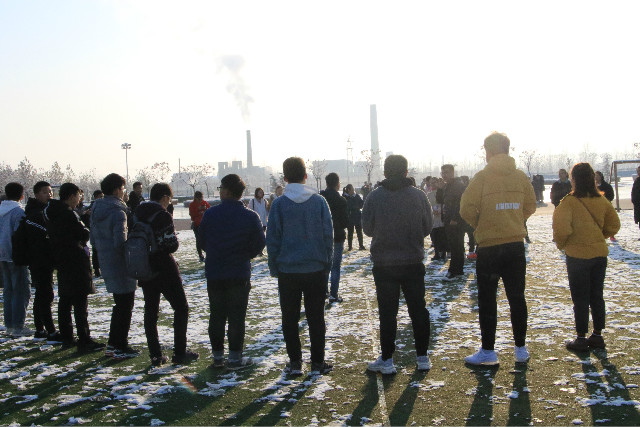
[552,163,620,352]
[248,187,268,231]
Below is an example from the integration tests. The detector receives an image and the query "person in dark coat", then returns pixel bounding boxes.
[44,183,104,351]
[550,169,572,207]
[199,174,265,369]
[90,173,138,358]
[441,164,466,280]
[345,184,365,250]
[320,173,348,303]
[632,166,640,229]
[126,181,145,213]
[594,171,614,202]
[25,181,60,340]
[135,183,199,366]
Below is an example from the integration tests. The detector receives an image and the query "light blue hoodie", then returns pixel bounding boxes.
[266,183,333,276]
[0,201,26,262]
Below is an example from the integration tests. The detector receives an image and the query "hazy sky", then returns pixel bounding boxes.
[2,1,640,177]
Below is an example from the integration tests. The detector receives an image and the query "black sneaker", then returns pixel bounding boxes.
[566,337,589,352]
[172,350,199,364]
[113,346,141,359]
[77,339,106,353]
[151,355,169,367]
[310,362,333,375]
[47,332,63,343]
[34,330,49,339]
[210,357,225,369]
[284,360,303,376]
[227,357,254,371]
[328,296,343,303]
[586,334,606,349]
[359,246,366,250]
[62,338,78,349]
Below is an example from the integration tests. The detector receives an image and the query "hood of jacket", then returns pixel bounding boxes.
[25,197,47,216]
[283,183,317,203]
[44,199,71,222]
[134,200,164,221]
[380,177,413,191]
[486,153,517,176]
[0,200,22,217]
[91,196,128,223]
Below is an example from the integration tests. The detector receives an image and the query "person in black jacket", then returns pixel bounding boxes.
[25,181,61,340]
[44,183,104,351]
[320,173,348,303]
[595,171,614,202]
[345,184,365,250]
[135,183,199,366]
[632,166,640,230]
[126,181,145,213]
[441,164,466,280]
[550,169,572,207]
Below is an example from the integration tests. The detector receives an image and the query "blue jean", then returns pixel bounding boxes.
[1,261,31,330]
[328,241,344,298]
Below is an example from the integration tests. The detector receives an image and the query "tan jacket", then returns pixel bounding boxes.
[460,154,536,248]
[552,194,620,259]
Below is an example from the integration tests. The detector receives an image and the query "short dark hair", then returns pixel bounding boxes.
[4,182,24,201]
[33,181,51,195]
[59,182,80,201]
[133,182,143,189]
[221,174,246,199]
[325,172,339,188]
[484,132,510,155]
[93,190,104,199]
[441,164,455,173]
[100,173,126,196]
[194,191,203,199]
[149,183,172,202]
[384,155,408,178]
[571,163,601,198]
[282,157,306,183]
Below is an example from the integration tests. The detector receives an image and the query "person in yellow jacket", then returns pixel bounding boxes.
[552,162,620,352]
[459,131,537,366]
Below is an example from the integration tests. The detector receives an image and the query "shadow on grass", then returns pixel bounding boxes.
[388,369,427,425]
[465,365,498,426]
[507,363,531,426]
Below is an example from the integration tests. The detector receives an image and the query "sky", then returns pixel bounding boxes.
[2,0,640,178]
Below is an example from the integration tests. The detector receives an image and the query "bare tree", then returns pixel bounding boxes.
[181,164,214,195]
[269,173,285,193]
[519,150,539,178]
[77,169,100,196]
[307,159,327,190]
[15,158,37,197]
[44,161,65,186]
[0,162,14,196]
[600,153,613,181]
[359,149,380,185]
[135,162,172,194]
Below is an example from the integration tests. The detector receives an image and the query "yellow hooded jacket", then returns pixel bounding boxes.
[552,194,620,259]
[460,154,536,248]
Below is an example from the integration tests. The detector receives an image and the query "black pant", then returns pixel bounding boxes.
[193,225,203,258]
[207,279,251,353]
[372,263,431,360]
[566,256,607,335]
[58,293,90,343]
[92,247,100,274]
[278,270,326,364]
[347,224,364,249]
[476,242,527,350]
[30,266,56,334]
[445,223,465,274]
[430,227,448,257]
[142,280,189,358]
[108,291,135,349]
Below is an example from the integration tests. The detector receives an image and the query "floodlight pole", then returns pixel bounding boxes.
[121,143,131,185]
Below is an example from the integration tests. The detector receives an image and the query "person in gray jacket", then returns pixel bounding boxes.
[362,155,433,374]
[90,173,138,358]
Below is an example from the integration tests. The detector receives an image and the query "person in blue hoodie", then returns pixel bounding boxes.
[0,182,31,337]
[199,174,265,370]
[266,157,334,376]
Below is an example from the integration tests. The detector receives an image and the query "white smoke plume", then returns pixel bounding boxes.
[216,55,253,123]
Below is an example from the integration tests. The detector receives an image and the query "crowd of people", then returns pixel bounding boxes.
[0,131,626,376]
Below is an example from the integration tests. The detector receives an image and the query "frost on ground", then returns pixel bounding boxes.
[0,203,639,424]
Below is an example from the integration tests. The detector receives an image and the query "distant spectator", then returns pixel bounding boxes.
[248,188,268,231]
[441,164,466,280]
[550,169,572,207]
[344,184,365,251]
[127,182,145,213]
[427,177,447,261]
[189,191,210,262]
[632,166,640,230]
[594,171,614,202]
[320,172,348,303]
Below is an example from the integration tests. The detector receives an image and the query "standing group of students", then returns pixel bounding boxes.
[0,130,623,374]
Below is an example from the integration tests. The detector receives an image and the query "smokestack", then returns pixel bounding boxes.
[370,105,379,154]
[246,130,253,168]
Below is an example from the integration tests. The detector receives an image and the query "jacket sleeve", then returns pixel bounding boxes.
[156,212,179,254]
[602,202,621,238]
[422,192,433,237]
[265,200,282,277]
[550,182,561,206]
[522,177,537,220]
[321,198,334,271]
[552,200,573,250]
[335,197,349,230]
[248,212,266,259]
[361,193,374,237]
[460,176,482,229]
[113,210,127,249]
[198,211,209,251]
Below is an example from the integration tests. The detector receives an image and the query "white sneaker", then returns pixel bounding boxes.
[515,345,530,363]
[11,327,34,337]
[367,356,396,374]
[465,348,499,366]
[417,355,431,371]
[0,325,6,332]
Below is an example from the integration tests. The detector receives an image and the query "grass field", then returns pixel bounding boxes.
[1,207,639,426]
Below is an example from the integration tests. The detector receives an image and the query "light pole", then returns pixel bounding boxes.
[121,143,131,184]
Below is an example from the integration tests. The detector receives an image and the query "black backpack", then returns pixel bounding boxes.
[124,211,161,281]
[11,217,29,266]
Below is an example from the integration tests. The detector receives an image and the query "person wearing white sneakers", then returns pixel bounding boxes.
[460,132,537,366]
[362,155,433,374]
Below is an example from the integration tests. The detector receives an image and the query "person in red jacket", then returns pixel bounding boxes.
[189,191,210,262]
